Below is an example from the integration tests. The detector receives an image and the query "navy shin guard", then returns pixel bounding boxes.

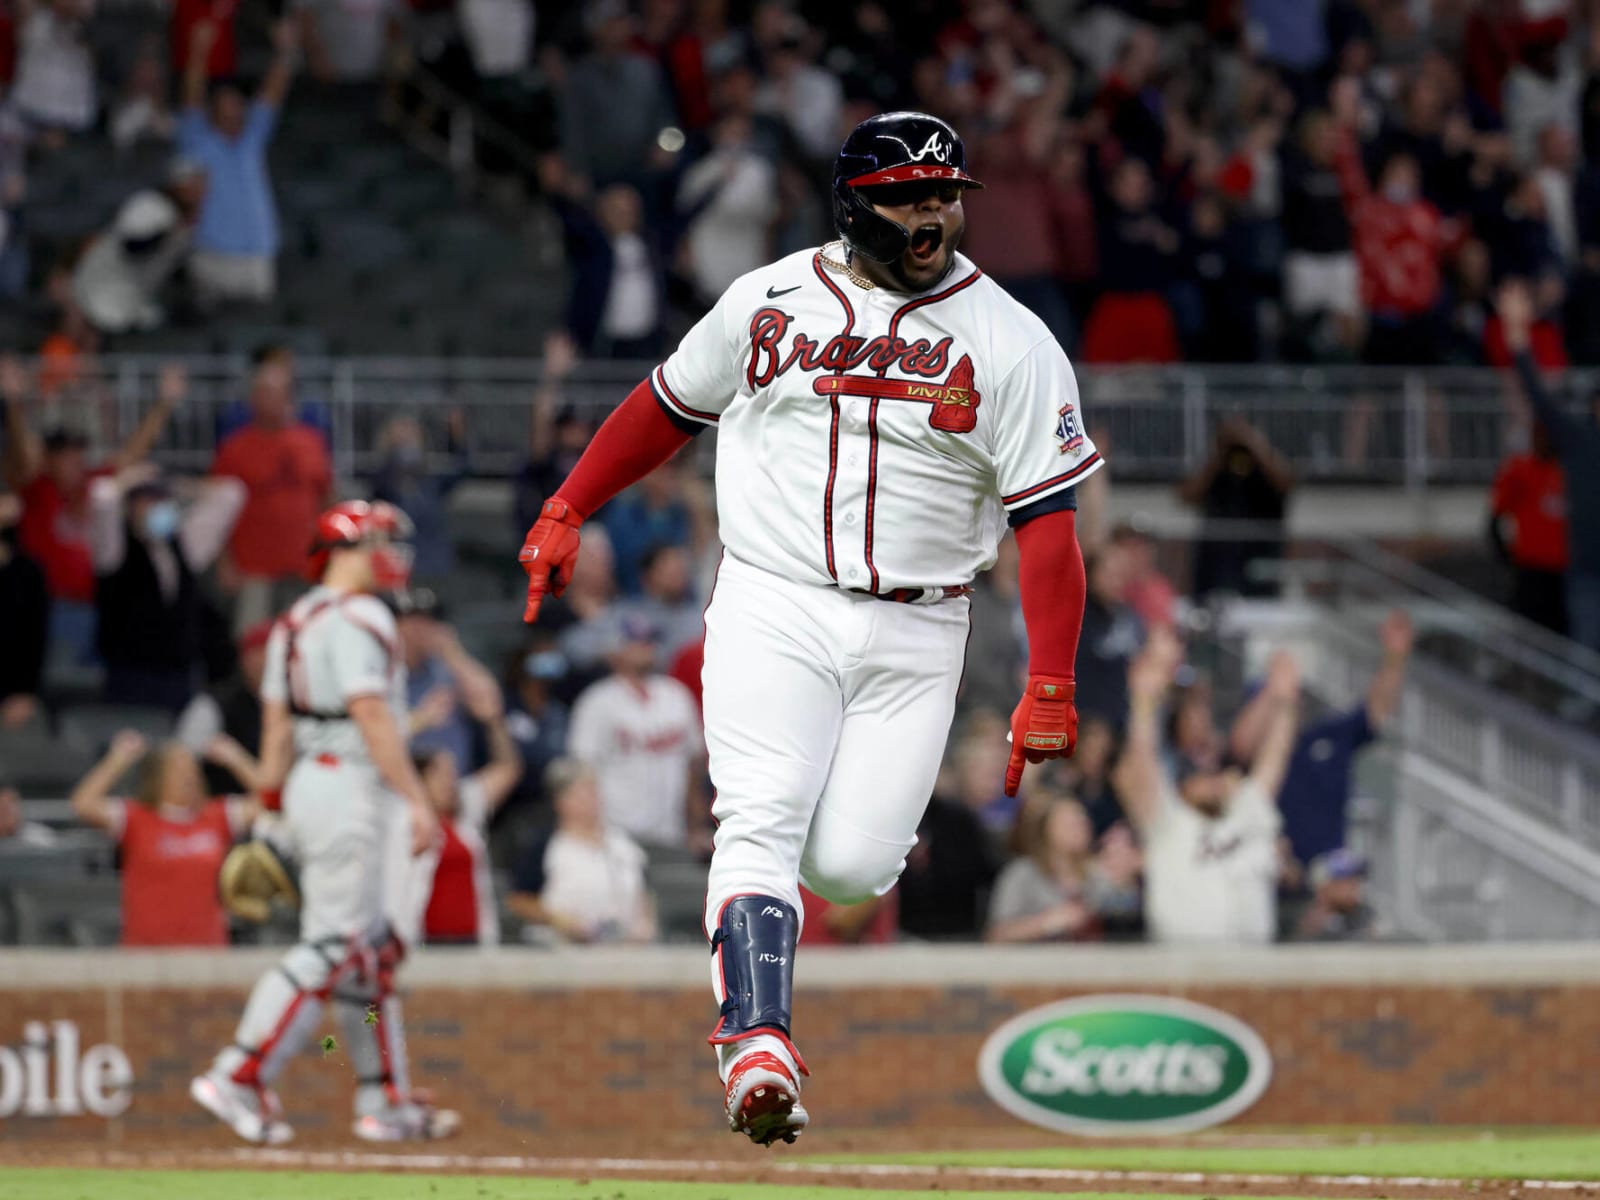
[708,895,807,1071]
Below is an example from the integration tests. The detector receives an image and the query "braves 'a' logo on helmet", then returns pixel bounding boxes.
[832,112,983,264]
[908,132,950,163]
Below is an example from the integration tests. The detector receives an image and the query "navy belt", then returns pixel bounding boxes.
[848,585,972,605]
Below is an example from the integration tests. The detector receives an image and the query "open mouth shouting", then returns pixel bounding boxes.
[908,222,944,267]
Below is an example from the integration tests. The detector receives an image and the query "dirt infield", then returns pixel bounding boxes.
[4,1131,1596,1199]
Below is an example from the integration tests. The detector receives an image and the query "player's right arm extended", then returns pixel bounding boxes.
[348,695,439,853]
[519,377,695,621]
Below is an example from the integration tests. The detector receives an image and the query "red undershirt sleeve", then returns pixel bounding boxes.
[553,377,697,519]
[1012,508,1086,678]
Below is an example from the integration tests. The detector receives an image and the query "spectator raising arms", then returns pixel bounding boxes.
[507,759,657,945]
[1333,86,1464,365]
[70,730,257,947]
[1115,631,1300,945]
[410,675,523,946]
[1234,610,1412,873]
[513,331,594,539]
[1499,279,1600,654]
[89,457,245,711]
[3,353,182,610]
[178,17,297,310]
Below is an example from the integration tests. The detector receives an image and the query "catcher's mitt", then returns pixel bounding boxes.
[218,838,300,923]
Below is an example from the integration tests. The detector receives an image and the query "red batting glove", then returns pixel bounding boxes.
[1005,675,1078,797]
[518,497,584,623]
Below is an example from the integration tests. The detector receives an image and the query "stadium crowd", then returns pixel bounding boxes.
[1,0,1596,949]
[0,1,1597,365]
[0,318,1415,947]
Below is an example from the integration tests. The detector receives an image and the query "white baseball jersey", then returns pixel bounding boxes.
[1143,778,1281,945]
[261,586,408,763]
[650,247,1104,592]
[567,673,703,848]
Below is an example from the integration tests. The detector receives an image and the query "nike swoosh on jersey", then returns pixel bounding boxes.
[766,285,802,298]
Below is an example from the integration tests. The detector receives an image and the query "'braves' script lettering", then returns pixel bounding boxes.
[746,308,952,390]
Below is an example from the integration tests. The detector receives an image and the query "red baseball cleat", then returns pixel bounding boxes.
[724,1050,809,1147]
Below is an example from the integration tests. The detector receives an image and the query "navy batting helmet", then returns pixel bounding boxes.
[832,111,984,263]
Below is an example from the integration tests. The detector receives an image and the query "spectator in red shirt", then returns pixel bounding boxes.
[70,729,259,947]
[798,885,898,946]
[2,355,181,608]
[668,636,704,712]
[1335,132,1463,364]
[1490,423,1569,634]
[413,676,523,946]
[209,345,332,631]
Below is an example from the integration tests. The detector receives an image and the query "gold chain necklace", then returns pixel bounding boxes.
[817,240,877,291]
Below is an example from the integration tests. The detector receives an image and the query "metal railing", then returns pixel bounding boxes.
[1385,752,1600,940]
[16,356,1598,486]
[1194,532,1600,939]
[1284,537,1600,720]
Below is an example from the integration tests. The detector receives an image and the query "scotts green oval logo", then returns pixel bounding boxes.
[978,995,1272,1136]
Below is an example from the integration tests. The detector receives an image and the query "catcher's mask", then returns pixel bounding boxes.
[306,499,415,590]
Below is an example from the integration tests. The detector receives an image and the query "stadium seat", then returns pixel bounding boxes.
[10,877,123,947]
[643,850,712,944]
[0,731,94,794]
[59,705,175,756]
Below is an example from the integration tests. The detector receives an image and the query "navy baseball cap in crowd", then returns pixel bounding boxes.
[619,614,662,645]
[1310,847,1368,889]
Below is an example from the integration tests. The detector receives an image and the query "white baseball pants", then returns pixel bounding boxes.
[700,552,970,935]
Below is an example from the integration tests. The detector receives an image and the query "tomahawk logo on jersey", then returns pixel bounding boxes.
[650,249,1104,596]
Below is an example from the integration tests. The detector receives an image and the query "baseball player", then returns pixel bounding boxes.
[191,500,460,1144]
[519,112,1102,1145]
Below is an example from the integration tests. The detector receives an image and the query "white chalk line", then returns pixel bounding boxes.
[219,1147,1595,1191]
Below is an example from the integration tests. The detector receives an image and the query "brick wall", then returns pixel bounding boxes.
[5,979,1599,1142]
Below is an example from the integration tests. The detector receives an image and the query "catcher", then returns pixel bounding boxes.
[191,500,460,1144]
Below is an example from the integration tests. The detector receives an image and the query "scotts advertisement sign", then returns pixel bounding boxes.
[978,995,1272,1136]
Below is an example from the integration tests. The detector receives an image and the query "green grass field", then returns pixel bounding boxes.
[3,1131,1596,1199]
[0,1177,1311,1200]
[838,1131,1600,1179]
